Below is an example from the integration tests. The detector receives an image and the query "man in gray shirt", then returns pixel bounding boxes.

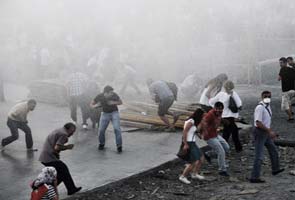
[39,123,82,195]
[146,79,179,131]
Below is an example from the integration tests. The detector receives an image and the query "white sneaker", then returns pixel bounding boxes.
[191,173,205,180]
[179,175,191,184]
[82,124,88,130]
[0,145,4,152]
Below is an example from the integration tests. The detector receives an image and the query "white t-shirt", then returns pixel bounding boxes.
[209,90,242,118]
[184,119,196,142]
[254,101,272,128]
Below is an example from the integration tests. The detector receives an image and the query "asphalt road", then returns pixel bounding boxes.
[0,83,180,200]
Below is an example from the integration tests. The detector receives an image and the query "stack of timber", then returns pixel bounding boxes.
[121,101,252,143]
[28,79,68,106]
[121,101,200,129]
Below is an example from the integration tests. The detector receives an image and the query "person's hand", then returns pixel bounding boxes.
[200,134,205,140]
[67,144,74,149]
[183,143,189,152]
[107,100,115,105]
[269,131,277,139]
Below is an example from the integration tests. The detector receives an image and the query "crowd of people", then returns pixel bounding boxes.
[1,56,293,199]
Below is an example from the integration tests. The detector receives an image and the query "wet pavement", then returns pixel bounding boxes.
[0,83,180,200]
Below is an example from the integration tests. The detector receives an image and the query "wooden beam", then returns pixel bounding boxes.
[120,112,185,128]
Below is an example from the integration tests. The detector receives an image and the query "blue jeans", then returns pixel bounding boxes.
[207,135,230,172]
[98,111,122,146]
[251,127,280,179]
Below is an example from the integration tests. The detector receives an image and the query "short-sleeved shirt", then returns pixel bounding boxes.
[202,109,221,141]
[279,67,295,92]
[67,72,88,96]
[149,80,174,101]
[93,92,120,113]
[8,102,30,122]
[39,128,69,163]
[254,101,272,129]
[209,90,242,118]
[184,119,197,142]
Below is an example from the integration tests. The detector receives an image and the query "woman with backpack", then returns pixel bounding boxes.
[209,80,243,152]
[179,108,205,184]
[31,167,58,200]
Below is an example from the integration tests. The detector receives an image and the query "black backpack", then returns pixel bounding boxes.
[166,82,178,101]
[228,95,238,113]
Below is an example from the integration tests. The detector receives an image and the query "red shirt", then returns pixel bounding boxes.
[202,109,221,140]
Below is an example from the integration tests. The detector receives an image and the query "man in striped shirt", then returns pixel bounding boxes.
[66,71,89,129]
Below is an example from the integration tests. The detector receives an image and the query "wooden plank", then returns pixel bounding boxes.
[123,105,189,121]
[120,120,153,129]
[120,113,185,128]
[127,102,193,116]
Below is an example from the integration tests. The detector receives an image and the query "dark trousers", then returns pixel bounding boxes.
[251,127,280,179]
[69,95,89,125]
[42,160,77,193]
[222,117,242,152]
[2,118,33,148]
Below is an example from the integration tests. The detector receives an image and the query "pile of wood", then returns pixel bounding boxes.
[28,79,68,106]
[120,101,252,143]
[120,101,199,129]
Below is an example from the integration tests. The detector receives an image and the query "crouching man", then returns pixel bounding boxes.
[39,122,82,195]
[1,99,37,151]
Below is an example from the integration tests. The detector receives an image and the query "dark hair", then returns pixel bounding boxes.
[214,101,224,109]
[287,57,293,61]
[64,122,76,130]
[279,57,287,63]
[188,108,205,126]
[28,99,37,105]
[261,90,271,98]
[103,85,114,93]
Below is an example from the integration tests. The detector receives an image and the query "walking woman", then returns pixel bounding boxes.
[179,108,205,184]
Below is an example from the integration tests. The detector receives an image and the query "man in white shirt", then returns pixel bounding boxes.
[250,91,284,183]
[1,99,37,151]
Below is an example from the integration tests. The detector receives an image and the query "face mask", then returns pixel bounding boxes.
[263,98,271,104]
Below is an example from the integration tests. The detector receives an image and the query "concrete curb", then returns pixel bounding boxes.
[64,158,181,199]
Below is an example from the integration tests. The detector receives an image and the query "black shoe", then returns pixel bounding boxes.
[249,178,265,183]
[272,168,285,175]
[219,171,230,177]
[27,148,38,152]
[117,146,122,153]
[98,144,105,150]
[68,187,82,195]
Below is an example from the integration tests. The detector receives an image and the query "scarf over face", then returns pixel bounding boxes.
[34,167,57,187]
